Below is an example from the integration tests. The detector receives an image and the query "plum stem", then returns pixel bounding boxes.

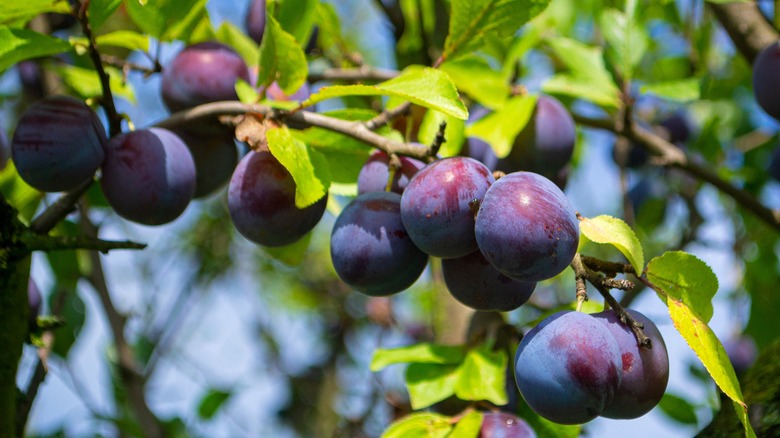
[386,154,401,192]
[429,121,447,157]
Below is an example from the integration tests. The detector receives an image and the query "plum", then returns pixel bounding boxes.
[228,150,327,247]
[753,41,780,121]
[479,411,536,438]
[769,147,780,182]
[246,0,266,44]
[507,95,576,175]
[441,250,536,312]
[357,150,425,195]
[331,191,428,296]
[593,309,669,419]
[514,311,622,424]
[161,42,251,112]
[659,112,691,144]
[169,127,238,198]
[400,157,494,258]
[11,96,107,192]
[724,335,758,377]
[101,128,196,225]
[475,172,578,282]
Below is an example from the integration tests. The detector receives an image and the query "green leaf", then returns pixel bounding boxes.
[405,363,460,410]
[274,0,318,46]
[50,291,86,358]
[667,299,755,438]
[449,411,482,437]
[647,251,718,322]
[440,56,509,110]
[95,30,150,52]
[305,66,468,120]
[516,395,581,438]
[454,343,507,405]
[578,215,644,274]
[235,79,260,104]
[443,0,551,61]
[465,94,536,158]
[0,0,71,25]
[124,0,210,43]
[52,65,135,104]
[599,8,648,81]
[0,161,44,223]
[257,14,308,95]
[0,27,71,74]
[381,412,453,438]
[371,343,466,371]
[418,110,465,157]
[89,0,123,29]
[215,21,260,67]
[640,78,701,102]
[658,393,698,425]
[262,232,312,267]
[542,38,620,108]
[197,389,232,420]
[265,126,330,208]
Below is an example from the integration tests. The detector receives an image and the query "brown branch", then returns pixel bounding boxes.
[366,101,412,131]
[100,53,160,77]
[307,67,399,83]
[708,2,778,64]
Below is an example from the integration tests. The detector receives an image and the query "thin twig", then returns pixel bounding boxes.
[307,67,399,83]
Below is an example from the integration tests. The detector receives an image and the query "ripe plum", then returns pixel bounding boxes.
[170,127,238,198]
[246,0,266,44]
[753,41,780,121]
[479,411,537,438]
[357,150,425,195]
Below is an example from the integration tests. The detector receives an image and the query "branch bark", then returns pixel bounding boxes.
[708,2,778,64]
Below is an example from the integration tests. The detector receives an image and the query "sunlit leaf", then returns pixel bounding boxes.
[266,126,330,208]
[0,27,70,74]
[647,251,717,322]
[579,215,644,274]
[466,94,536,158]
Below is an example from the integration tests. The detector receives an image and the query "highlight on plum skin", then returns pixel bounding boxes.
[400,156,495,259]
[441,250,536,312]
[357,150,425,195]
[161,42,251,113]
[479,411,537,438]
[101,128,196,226]
[228,150,327,247]
[593,309,670,419]
[475,171,579,282]
[11,95,107,192]
[514,310,622,425]
[330,191,428,296]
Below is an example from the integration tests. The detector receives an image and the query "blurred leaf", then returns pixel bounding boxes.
[418,109,465,157]
[0,161,44,223]
[381,412,453,438]
[274,0,318,46]
[0,27,71,74]
[95,30,150,52]
[640,78,701,102]
[257,14,308,95]
[454,343,507,405]
[542,38,620,108]
[647,251,717,322]
[449,411,483,437]
[124,0,210,43]
[405,363,460,410]
[516,395,581,438]
[440,56,509,110]
[197,389,232,420]
[263,232,312,266]
[52,64,135,104]
[599,8,648,81]
[466,94,536,158]
[0,0,71,25]
[89,0,123,29]
[266,126,330,208]
[216,21,260,67]
[667,299,755,438]
[443,0,551,61]
[235,79,260,104]
[305,66,468,120]
[579,215,644,274]
[658,393,698,425]
[371,343,466,371]
[50,291,86,358]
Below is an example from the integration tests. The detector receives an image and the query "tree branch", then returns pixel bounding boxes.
[20,233,146,253]
[708,2,778,64]
[307,67,399,83]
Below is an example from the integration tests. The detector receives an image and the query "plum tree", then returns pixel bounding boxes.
[514,310,622,424]
[169,126,239,198]
[11,95,106,192]
[357,150,425,195]
[246,0,266,44]
[228,150,327,247]
[753,41,780,121]
[441,250,536,312]
[400,157,494,258]
[475,172,579,282]
[101,128,196,225]
[593,309,669,419]
[161,42,251,112]
[479,411,537,438]
[330,191,428,296]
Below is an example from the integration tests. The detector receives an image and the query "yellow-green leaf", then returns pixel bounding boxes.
[579,215,644,274]
[266,126,330,208]
[647,251,717,322]
[465,94,536,158]
[381,412,453,438]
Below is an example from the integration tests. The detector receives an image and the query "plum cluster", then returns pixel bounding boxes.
[330,153,579,309]
[514,309,669,424]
